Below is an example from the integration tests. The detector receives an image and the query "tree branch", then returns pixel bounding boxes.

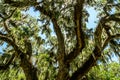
[65,0,85,63]
[5,8,16,21]
[69,45,101,80]
[51,17,65,57]
[36,4,66,60]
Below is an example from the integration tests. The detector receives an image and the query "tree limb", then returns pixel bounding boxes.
[69,45,101,80]
[65,0,85,63]
[51,18,65,59]
[36,4,66,60]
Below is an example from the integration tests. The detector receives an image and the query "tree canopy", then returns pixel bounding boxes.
[0,0,120,80]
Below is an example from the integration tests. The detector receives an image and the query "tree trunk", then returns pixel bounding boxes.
[20,54,38,80]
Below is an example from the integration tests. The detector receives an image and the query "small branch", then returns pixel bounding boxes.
[0,32,7,36]
[103,3,110,16]
[36,4,66,59]
[0,13,4,19]
[0,53,15,70]
[94,17,107,52]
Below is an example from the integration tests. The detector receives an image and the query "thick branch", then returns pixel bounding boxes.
[65,0,85,63]
[0,53,15,70]
[69,45,101,80]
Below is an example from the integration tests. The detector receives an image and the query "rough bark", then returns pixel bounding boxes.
[52,17,69,80]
